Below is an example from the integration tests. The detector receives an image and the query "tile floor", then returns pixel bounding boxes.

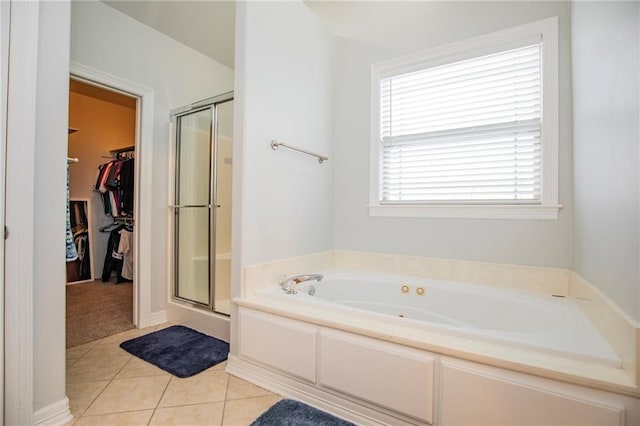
[66,324,283,425]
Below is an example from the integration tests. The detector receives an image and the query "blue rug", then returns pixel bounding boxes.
[251,399,355,426]
[119,325,229,378]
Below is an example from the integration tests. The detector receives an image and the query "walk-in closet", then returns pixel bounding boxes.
[66,79,138,347]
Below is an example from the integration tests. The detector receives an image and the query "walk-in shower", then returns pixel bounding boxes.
[170,92,233,315]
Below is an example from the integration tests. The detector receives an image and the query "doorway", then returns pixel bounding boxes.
[66,79,138,347]
[171,92,234,316]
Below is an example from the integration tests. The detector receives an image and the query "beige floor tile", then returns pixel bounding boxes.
[74,410,154,425]
[208,361,227,372]
[222,395,282,426]
[153,322,174,331]
[149,402,224,426]
[67,340,101,360]
[158,371,228,408]
[83,340,132,358]
[226,376,273,400]
[85,376,170,416]
[100,327,155,345]
[67,355,131,383]
[67,357,80,370]
[67,380,110,417]
[115,356,169,379]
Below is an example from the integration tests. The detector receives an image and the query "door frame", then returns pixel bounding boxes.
[70,62,155,328]
[4,1,40,423]
[0,0,10,422]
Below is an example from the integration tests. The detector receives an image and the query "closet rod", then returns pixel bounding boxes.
[110,145,135,154]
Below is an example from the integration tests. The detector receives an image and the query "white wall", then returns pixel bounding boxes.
[572,2,640,322]
[328,2,573,268]
[70,0,234,311]
[235,1,334,267]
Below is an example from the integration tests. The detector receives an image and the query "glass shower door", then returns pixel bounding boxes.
[213,99,233,315]
[174,107,213,306]
[172,92,233,315]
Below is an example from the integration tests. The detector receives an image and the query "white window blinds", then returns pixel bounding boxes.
[380,43,542,203]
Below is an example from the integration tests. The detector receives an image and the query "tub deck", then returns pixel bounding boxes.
[236,274,636,397]
[258,273,621,368]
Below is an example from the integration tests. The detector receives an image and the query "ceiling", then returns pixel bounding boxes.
[100,1,457,70]
[70,79,137,109]
[100,0,389,70]
[102,0,236,69]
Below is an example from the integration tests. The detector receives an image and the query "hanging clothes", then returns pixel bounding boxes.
[66,166,78,262]
[118,228,134,281]
[94,156,134,217]
[102,225,124,282]
[74,231,91,280]
[120,158,135,215]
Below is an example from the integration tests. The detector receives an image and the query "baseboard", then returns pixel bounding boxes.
[225,355,427,426]
[65,279,93,285]
[149,310,167,326]
[33,397,73,426]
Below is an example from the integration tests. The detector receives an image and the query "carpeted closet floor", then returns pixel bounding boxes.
[66,280,134,348]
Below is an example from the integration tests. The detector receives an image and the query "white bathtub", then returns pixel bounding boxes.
[258,272,621,368]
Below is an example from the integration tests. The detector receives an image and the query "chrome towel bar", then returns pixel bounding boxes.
[270,140,328,164]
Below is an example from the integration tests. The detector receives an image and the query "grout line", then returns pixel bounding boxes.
[148,400,227,410]
[77,354,133,418]
[220,373,231,426]
[148,372,173,425]
[78,408,155,419]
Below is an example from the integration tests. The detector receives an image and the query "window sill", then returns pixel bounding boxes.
[368,204,562,220]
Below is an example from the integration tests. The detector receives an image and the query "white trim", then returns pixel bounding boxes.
[637,5,640,339]
[540,17,559,208]
[69,62,155,328]
[65,279,94,285]
[369,17,559,220]
[4,2,39,423]
[149,310,168,326]
[369,204,561,220]
[32,397,72,426]
[439,358,626,425]
[226,356,408,426]
[0,0,10,421]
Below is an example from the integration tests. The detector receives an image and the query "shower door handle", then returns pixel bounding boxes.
[168,204,212,208]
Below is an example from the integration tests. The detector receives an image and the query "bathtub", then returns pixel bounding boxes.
[257,272,621,368]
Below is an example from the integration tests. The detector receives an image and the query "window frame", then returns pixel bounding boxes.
[369,17,560,220]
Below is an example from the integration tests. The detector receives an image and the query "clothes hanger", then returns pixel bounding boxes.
[99,220,122,233]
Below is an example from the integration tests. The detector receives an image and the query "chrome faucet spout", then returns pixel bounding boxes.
[279,274,323,294]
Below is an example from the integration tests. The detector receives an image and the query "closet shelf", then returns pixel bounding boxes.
[109,145,135,154]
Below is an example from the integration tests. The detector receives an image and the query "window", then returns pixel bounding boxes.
[370,18,560,219]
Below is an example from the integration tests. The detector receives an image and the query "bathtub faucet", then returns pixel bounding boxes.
[280,274,323,294]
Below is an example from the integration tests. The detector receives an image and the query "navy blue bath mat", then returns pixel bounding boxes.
[119,325,229,378]
[251,399,355,426]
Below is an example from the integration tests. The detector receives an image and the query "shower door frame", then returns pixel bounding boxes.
[170,91,233,314]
